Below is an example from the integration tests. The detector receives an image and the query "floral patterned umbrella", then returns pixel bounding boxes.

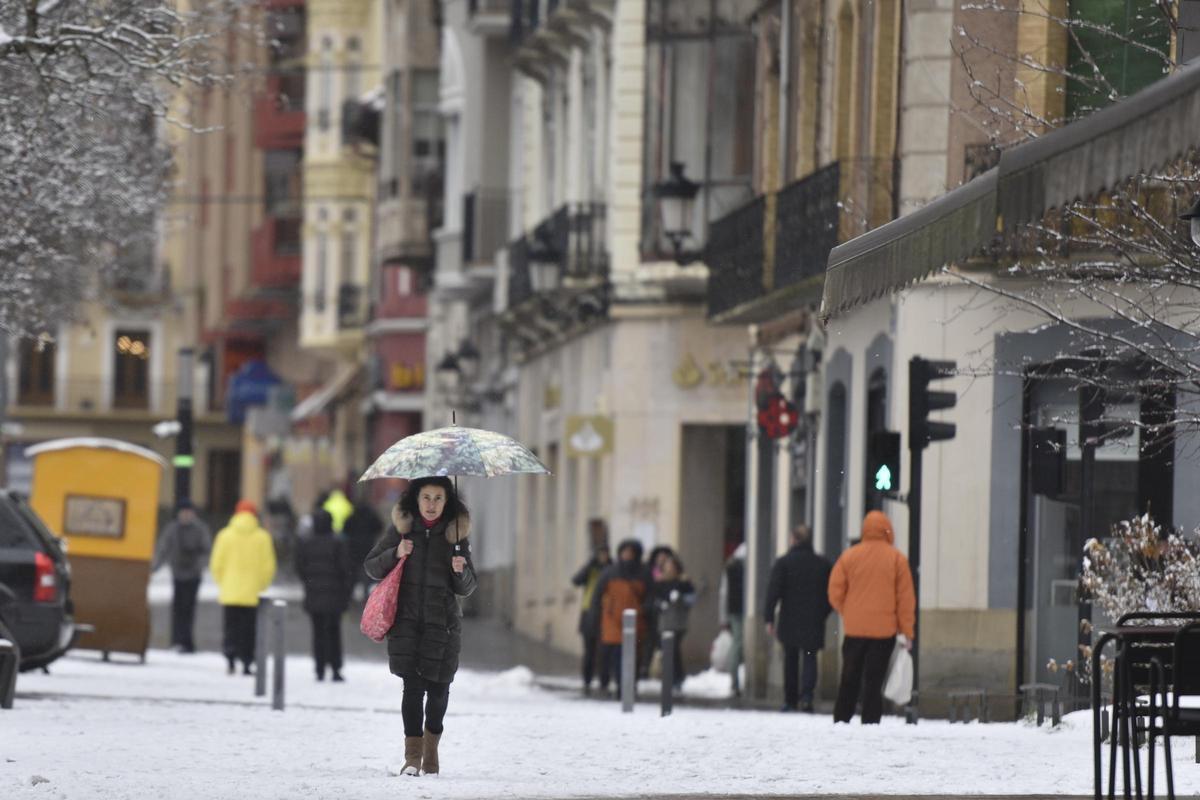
[359,425,551,481]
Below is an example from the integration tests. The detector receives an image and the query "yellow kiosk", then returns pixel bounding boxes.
[27,438,166,661]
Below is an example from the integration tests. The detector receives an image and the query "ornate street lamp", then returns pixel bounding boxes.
[456,339,481,383]
[434,351,461,396]
[1180,196,1200,247]
[653,160,701,264]
[527,224,561,293]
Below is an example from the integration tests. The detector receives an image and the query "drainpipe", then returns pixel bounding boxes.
[742,337,763,699]
[778,0,792,187]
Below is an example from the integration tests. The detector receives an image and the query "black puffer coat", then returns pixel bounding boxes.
[363,507,477,684]
[764,542,833,651]
[295,516,354,615]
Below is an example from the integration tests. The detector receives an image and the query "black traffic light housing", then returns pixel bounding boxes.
[867,431,902,496]
[909,357,957,450]
[1029,426,1066,497]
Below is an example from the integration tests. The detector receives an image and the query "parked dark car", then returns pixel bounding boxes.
[0,491,75,671]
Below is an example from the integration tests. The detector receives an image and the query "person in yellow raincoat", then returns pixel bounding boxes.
[322,488,354,534]
[210,500,277,675]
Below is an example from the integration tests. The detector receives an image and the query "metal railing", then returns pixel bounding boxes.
[705,195,765,319]
[774,162,839,288]
[506,203,608,310]
[705,158,897,319]
[507,235,533,307]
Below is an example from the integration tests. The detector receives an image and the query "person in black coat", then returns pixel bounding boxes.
[764,524,832,712]
[650,552,696,690]
[343,494,385,600]
[363,476,476,777]
[295,510,353,682]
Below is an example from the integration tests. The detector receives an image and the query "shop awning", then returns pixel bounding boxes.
[998,58,1200,228]
[821,59,1200,320]
[821,169,997,320]
[290,363,363,422]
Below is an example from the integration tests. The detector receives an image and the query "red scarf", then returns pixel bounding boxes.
[420,514,442,530]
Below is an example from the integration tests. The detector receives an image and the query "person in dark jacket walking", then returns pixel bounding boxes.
[571,542,611,695]
[343,493,384,601]
[589,539,650,697]
[364,477,476,777]
[295,510,354,682]
[765,524,832,712]
[650,552,696,690]
[719,541,746,696]
[151,499,212,654]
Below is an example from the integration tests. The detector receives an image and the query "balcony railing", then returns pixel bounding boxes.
[462,189,510,265]
[337,284,367,329]
[507,203,608,310]
[705,196,765,319]
[705,158,897,321]
[774,162,838,288]
[508,236,533,307]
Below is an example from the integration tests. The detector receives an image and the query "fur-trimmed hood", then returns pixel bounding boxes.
[391,505,471,543]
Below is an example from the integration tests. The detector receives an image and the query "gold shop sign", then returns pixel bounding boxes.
[566,415,614,458]
[672,353,746,390]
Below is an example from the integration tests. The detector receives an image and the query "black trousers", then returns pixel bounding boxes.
[581,629,600,687]
[170,578,201,651]
[308,612,344,676]
[833,636,895,724]
[222,605,257,669]
[601,643,623,693]
[783,645,819,708]
[402,676,450,736]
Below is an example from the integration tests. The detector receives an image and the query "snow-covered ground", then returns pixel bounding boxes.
[4,650,1199,798]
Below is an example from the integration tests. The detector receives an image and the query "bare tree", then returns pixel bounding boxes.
[0,0,252,335]
[945,1,1200,440]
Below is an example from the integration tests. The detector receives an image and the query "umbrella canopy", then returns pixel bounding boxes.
[359,425,551,481]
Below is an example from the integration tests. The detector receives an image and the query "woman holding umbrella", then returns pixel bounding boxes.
[364,476,476,777]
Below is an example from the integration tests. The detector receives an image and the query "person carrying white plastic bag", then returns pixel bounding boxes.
[884,634,913,706]
[828,510,916,723]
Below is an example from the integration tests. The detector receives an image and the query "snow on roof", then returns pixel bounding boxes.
[359,85,386,112]
[25,437,168,468]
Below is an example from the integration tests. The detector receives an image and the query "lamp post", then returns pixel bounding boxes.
[456,340,481,384]
[653,161,701,264]
[175,348,195,505]
[435,352,461,398]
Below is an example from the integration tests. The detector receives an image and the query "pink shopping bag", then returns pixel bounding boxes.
[360,556,405,643]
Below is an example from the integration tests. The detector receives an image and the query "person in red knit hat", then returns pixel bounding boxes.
[210,499,276,674]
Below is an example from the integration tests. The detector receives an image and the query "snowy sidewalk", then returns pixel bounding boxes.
[5,649,1200,799]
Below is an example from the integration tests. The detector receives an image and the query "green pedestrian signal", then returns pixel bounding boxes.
[875,464,893,492]
[867,430,901,498]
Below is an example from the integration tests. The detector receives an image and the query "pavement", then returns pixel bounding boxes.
[147,577,579,676]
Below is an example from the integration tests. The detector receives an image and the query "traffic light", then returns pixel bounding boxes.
[868,431,901,495]
[909,357,957,451]
[1029,426,1066,497]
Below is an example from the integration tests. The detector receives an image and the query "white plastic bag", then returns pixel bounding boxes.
[710,629,733,674]
[883,636,913,706]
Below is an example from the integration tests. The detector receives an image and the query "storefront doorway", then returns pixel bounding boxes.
[1021,373,1171,691]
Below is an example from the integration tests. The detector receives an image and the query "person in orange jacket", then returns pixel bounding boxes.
[589,539,650,697]
[827,510,915,723]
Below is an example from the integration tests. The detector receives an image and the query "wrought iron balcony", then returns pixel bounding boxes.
[705,196,765,319]
[705,158,897,322]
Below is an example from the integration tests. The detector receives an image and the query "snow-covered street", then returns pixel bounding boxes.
[5,649,1200,799]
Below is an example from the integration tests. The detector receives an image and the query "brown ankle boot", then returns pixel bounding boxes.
[401,736,422,776]
[421,729,441,775]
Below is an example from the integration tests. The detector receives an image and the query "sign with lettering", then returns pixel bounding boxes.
[63,495,127,539]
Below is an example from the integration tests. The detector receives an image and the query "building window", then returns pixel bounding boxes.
[411,69,445,192]
[315,230,329,312]
[113,329,151,410]
[264,149,302,216]
[18,338,56,407]
[318,37,334,132]
[642,0,757,257]
[1066,0,1170,119]
[383,70,404,198]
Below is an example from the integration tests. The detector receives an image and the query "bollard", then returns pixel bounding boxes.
[621,609,636,713]
[255,596,269,697]
[0,639,17,710]
[661,630,674,717]
[271,599,286,711]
